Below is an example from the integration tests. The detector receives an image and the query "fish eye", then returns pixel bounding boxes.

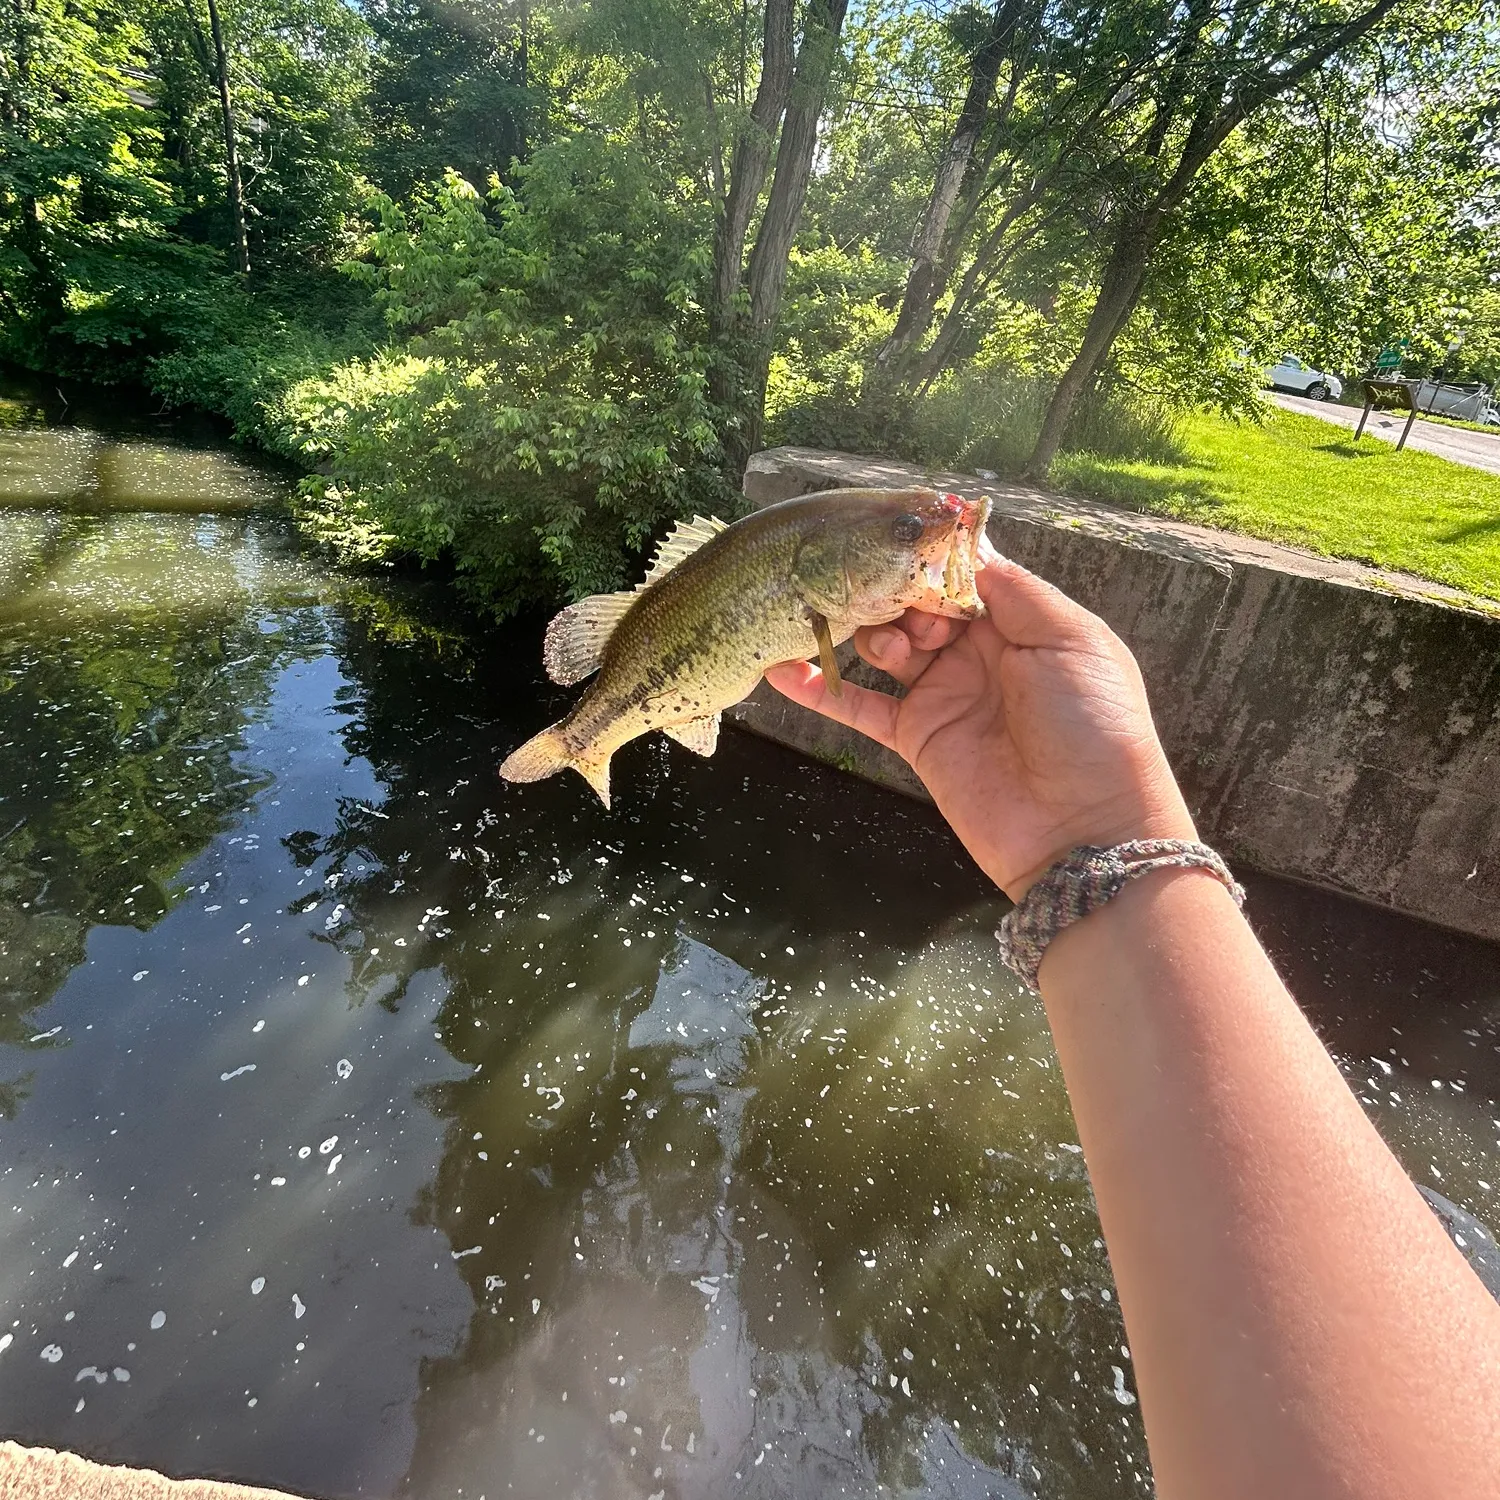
[892,513,924,544]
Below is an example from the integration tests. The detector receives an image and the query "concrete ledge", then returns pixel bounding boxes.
[733,446,1500,943]
[0,1442,305,1500]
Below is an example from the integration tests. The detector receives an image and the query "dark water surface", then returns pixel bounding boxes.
[1,423,1498,1499]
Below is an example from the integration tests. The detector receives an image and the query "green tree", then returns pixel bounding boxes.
[143,0,371,277]
[1024,0,1437,475]
[363,0,540,200]
[0,0,225,377]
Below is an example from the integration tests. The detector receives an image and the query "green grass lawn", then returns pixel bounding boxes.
[1052,408,1500,603]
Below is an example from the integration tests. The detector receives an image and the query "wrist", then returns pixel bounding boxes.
[1000,791,1198,904]
[997,839,1243,993]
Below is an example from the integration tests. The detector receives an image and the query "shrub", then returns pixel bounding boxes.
[286,139,735,617]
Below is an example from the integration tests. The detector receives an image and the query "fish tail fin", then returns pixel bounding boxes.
[499,724,613,810]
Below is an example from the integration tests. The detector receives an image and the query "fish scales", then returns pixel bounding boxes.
[500,487,991,807]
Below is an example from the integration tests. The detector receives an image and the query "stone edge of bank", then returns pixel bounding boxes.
[0,1441,309,1500]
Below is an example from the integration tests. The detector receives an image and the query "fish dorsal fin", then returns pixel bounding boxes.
[638,514,729,591]
[662,713,721,758]
[542,591,636,685]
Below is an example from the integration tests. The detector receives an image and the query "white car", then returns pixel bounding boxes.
[1264,354,1342,401]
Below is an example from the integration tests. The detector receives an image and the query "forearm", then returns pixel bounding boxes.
[1039,868,1500,1499]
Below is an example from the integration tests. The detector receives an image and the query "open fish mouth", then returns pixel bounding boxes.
[921,493,991,615]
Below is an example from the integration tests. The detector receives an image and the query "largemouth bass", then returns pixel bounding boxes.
[500,486,991,806]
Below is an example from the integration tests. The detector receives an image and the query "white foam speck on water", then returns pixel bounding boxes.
[292,1294,305,1319]
[531,1299,540,1315]
[298,975,310,986]
[609,1411,626,1424]
[452,1246,481,1259]
[74,1400,84,1414]
[63,1251,78,1268]
[112,1368,129,1382]
[336,1058,352,1079]
[251,1277,265,1296]
[29,1027,61,1042]
[326,1154,342,1175]
[270,1177,286,1187]
[318,1136,338,1154]
[220,1064,256,1081]
[1110,1366,1136,1406]
[132,971,148,982]
[297,1146,311,1159]
[41,1346,63,1363]
[252,1020,265,1034]
[0,1333,11,1354]
[150,1312,166,1330]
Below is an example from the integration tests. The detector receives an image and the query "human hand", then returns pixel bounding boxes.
[764,546,1196,901]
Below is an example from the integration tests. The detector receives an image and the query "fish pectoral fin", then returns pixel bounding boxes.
[543,591,636,686]
[638,514,730,590]
[662,713,721,758]
[808,609,843,698]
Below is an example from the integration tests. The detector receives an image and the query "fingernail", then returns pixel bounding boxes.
[868,627,900,660]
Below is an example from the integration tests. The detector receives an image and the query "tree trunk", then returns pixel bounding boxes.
[907,189,1045,389]
[707,0,795,438]
[709,0,795,340]
[875,0,1023,377]
[204,0,250,276]
[725,0,850,474]
[1024,215,1157,477]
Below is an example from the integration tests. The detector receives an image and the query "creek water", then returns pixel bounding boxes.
[1,410,1498,1499]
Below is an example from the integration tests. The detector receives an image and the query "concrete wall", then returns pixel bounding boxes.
[730,447,1500,943]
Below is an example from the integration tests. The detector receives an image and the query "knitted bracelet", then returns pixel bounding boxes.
[996,839,1245,992]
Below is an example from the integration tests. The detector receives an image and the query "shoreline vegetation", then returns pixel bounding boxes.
[3,0,1497,614]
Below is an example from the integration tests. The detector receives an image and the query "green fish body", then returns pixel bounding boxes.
[500,486,990,806]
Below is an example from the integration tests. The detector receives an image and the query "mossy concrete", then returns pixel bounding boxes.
[730,446,1500,943]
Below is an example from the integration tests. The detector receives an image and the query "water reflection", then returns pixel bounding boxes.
[0,428,282,511]
[0,509,320,1101]
[0,425,1497,1500]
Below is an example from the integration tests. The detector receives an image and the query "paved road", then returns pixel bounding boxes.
[1267,391,1500,477]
